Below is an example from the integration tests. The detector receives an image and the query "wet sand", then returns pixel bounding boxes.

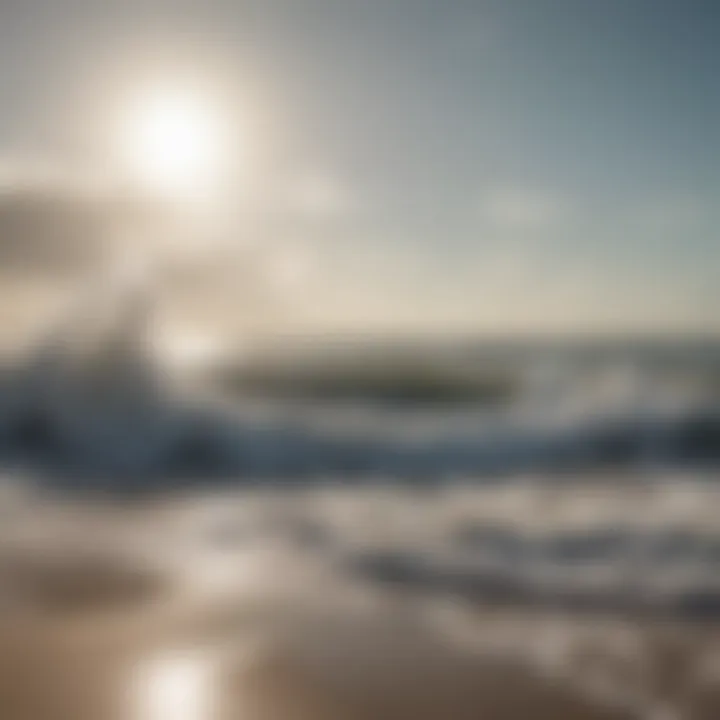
[0,488,719,720]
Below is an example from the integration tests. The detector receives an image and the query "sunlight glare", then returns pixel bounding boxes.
[134,649,217,720]
[119,85,231,199]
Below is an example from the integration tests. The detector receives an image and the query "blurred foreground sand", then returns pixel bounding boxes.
[0,487,719,720]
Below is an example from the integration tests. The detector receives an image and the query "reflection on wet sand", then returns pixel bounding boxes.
[1,490,720,720]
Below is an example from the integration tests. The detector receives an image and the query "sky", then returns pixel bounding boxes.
[0,0,718,336]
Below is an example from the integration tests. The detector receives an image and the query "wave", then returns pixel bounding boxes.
[1,302,720,487]
[1,371,720,488]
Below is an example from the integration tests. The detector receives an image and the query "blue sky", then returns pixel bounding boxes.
[0,0,718,334]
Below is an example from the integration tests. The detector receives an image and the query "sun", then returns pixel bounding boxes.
[118,84,230,199]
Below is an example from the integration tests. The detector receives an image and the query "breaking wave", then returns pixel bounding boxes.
[2,312,720,488]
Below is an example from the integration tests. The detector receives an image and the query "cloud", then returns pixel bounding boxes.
[478,186,569,231]
[283,171,353,218]
[0,161,229,281]
[0,187,113,277]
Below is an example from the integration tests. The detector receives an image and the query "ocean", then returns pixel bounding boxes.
[2,333,720,719]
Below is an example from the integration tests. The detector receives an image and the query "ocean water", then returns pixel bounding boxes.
[3,333,720,481]
[8,333,718,481]
[2,335,720,718]
[0,334,719,614]
[3,475,720,718]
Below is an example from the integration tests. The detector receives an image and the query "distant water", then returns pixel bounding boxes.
[4,335,720,620]
[2,333,720,485]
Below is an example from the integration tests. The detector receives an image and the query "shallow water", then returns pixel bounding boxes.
[2,479,720,719]
[2,335,720,717]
